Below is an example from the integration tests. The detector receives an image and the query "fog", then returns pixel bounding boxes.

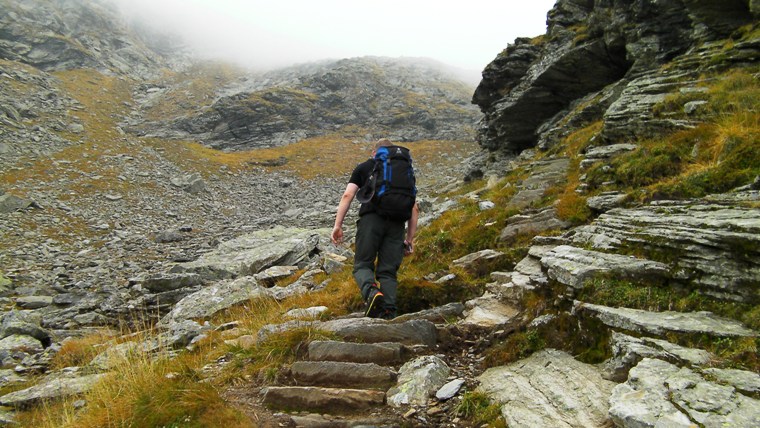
[112,0,555,72]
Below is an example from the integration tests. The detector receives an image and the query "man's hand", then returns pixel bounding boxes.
[331,226,344,245]
[403,240,414,256]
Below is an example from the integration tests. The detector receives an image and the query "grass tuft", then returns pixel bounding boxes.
[455,391,506,427]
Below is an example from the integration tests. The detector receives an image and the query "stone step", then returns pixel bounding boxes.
[288,413,399,428]
[308,340,409,365]
[290,361,397,389]
[321,318,437,347]
[258,318,438,347]
[262,386,385,414]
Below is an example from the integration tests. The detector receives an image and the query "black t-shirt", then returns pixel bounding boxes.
[350,158,378,216]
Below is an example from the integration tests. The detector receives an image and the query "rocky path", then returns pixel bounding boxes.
[221,305,497,428]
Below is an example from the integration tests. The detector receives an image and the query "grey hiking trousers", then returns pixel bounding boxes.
[353,212,406,315]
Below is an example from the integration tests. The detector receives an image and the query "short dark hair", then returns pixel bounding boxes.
[374,138,392,151]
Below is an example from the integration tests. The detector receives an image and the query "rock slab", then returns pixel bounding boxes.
[609,358,760,427]
[478,349,615,428]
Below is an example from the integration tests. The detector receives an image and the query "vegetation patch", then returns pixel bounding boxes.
[576,276,760,328]
[587,69,760,202]
[483,329,546,368]
[397,277,483,315]
[455,391,506,428]
[144,61,245,121]
[50,329,119,369]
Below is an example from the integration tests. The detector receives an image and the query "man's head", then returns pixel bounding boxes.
[374,138,392,152]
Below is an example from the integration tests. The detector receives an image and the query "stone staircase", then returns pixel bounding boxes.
[261,319,439,427]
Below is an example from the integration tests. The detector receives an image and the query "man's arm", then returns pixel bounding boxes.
[331,183,359,244]
[404,202,420,255]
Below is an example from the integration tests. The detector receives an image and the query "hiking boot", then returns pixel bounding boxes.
[379,309,396,320]
[365,284,385,318]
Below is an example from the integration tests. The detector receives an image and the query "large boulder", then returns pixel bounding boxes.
[159,276,268,327]
[609,358,760,427]
[386,355,450,407]
[0,370,105,408]
[574,301,757,338]
[171,227,326,280]
[542,245,671,290]
[478,349,615,427]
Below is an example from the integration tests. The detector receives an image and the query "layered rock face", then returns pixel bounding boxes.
[472,0,756,157]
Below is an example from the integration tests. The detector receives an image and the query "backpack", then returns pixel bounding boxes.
[369,145,417,221]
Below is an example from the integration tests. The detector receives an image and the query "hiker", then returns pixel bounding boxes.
[331,138,419,320]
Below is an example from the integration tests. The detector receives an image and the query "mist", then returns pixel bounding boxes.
[110,0,555,72]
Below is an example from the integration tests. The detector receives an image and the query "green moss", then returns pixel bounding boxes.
[577,277,678,312]
[0,272,10,288]
[483,329,546,368]
[673,334,759,372]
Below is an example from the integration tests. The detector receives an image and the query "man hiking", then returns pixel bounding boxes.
[331,138,419,320]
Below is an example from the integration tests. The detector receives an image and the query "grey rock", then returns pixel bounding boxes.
[254,265,299,286]
[170,173,206,194]
[15,296,53,309]
[393,302,465,323]
[601,332,712,382]
[609,358,760,428]
[0,311,51,346]
[0,334,44,354]
[159,276,267,326]
[0,371,106,408]
[321,252,348,274]
[499,207,571,242]
[684,100,708,114]
[703,368,760,396]
[583,144,637,160]
[478,349,615,428]
[450,249,505,275]
[542,245,670,290]
[89,340,159,371]
[153,229,184,243]
[285,306,328,319]
[462,295,520,328]
[136,272,202,293]
[161,319,205,348]
[586,192,628,213]
[478,200,495,211]
[0,194,35,213]
[0,368,26,388]
[256,320,320,344]
[436,378,465,401]
[171,226,325,280]
[570,202,760,302]
[507,158,571,209]
[574,301,757,338]
[387,355,450,407]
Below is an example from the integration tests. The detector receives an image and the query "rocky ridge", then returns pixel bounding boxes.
[129,56,481,150]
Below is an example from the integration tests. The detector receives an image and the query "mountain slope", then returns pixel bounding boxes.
[132,56,481,150]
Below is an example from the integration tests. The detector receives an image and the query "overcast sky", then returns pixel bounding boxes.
[112,0,556,72]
